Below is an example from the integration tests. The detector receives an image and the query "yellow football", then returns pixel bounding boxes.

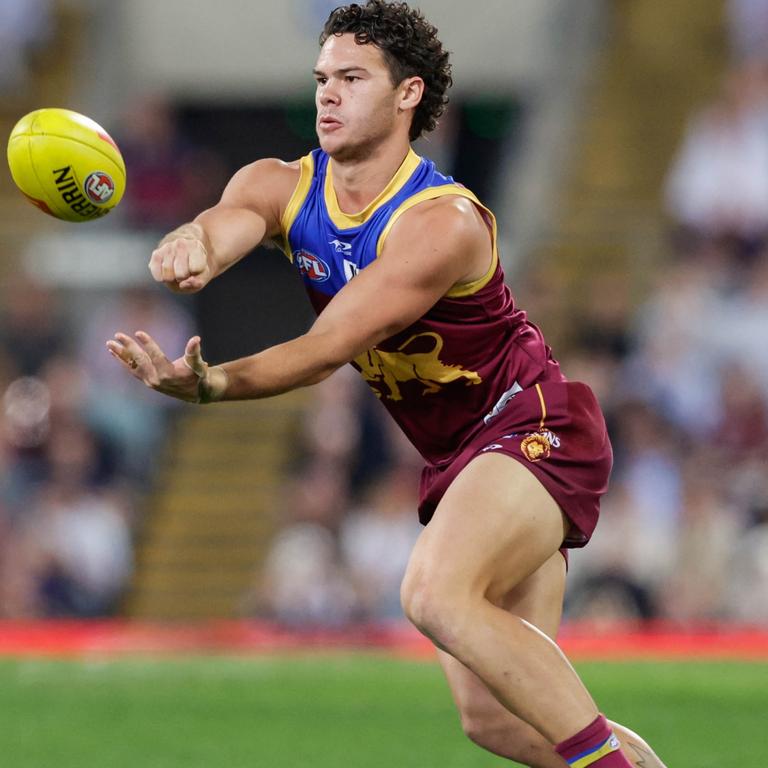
[6,108,126,223]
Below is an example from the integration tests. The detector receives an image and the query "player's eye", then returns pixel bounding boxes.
[345,75,359,82]
[315,77,327,85]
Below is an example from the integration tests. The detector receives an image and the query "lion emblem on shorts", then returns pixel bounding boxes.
[521,432,552,462]
[354,332,482,401]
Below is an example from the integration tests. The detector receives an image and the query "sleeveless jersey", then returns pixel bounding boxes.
[280,148,565,466]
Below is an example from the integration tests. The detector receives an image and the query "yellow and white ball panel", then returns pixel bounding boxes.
[7,108,126,223]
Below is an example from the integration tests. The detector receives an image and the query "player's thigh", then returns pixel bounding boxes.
[404,453,568,605]
[438,549,566,715]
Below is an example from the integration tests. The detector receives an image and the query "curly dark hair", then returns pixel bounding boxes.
[320,1,452,141]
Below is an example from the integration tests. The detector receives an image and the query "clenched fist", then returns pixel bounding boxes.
[149,223,213,293]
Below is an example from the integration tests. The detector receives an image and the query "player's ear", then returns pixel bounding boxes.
[398,76,424,113]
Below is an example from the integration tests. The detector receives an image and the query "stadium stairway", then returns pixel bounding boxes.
[125,394,306,621]
[528,0,726,350]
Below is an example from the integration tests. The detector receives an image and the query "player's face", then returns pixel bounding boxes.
[314,34,403,160]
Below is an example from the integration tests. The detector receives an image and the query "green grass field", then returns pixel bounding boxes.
[1,654,765,767]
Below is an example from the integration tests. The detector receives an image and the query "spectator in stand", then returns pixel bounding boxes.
[13,420,134,617]
[340,463,423,621]
[246,364,411,626]
[298,365,362,469]
[1,372,53,515]
[727,490,768,623]
[710,252,768,399]
[662,454,744,621]
[0,516,39,617]
[254,461,360,626]
[713,366,768,457]
[601,402,683,600]
[621,255,724,437]
[565,483,658,628]
[117,94,227,233]
[295,364,396,497]
[0,275,68,378]
[664,59,768,266]
[77,286,195,480]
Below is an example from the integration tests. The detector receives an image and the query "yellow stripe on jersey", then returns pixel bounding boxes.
[534,382,547,430]
[375,184,499,298]
[324,148,422,229]
[280,153,316,262]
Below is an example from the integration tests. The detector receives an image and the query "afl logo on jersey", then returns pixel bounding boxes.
[295,249,330,282]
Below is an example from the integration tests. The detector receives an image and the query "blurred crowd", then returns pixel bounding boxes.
[0,90,219,620]
[1,1,767,627]
[0,280,195,617]
[563,45,768,626]
[245,366,425,625]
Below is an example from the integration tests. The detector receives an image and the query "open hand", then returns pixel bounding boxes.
[106,331,210,403]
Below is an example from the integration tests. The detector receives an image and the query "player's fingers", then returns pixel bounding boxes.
[106,339,128,364]
[177,275,203,292]
[161,242,178,283]
[113,332,146,363]
[106,343,136,372]
[173,246,191,281]
[187,241,208,275]
[149,248,164,282]
[183,336,207,378]
[106,334,149,376]
[134,330,169,366]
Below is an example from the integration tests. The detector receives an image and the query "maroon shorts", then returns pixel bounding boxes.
[417,380,613,548]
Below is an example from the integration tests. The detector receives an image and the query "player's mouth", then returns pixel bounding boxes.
[318,116,343,131]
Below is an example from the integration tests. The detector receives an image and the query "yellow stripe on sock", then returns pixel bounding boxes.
[569,735,621,768]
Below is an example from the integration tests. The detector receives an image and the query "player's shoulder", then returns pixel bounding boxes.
[229,157,301,194]
[219,157,303,214]
[405,193,480,220]
[391,192,489,249]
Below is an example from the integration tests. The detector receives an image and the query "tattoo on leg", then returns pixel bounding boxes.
[627,741,654,767]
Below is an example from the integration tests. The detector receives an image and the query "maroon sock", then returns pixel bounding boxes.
[555,714,631,767]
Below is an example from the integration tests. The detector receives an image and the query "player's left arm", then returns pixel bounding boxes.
[107,196,492,403]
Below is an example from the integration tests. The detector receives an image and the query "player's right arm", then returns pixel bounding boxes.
[149,158,299,293]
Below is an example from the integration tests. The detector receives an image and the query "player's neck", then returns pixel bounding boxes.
[329,139,412,214]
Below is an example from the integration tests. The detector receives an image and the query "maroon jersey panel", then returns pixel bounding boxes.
[351,262,566,465]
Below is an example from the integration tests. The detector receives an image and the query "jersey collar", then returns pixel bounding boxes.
[324,148,422,229]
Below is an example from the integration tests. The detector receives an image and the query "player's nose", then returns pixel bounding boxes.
[318,83,340,106]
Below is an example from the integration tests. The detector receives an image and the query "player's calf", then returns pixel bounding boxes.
[460,706,567,767]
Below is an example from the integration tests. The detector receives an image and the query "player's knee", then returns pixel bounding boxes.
[399,572,443,639]
[400,572,470,650]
